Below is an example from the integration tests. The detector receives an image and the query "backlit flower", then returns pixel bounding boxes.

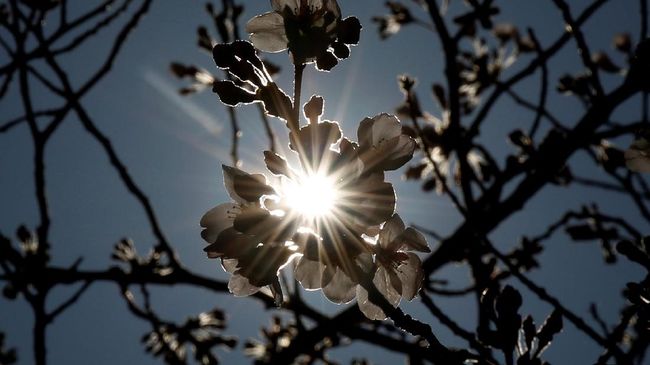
[268,121,398,302]
[357,113,416,173]
[245,0,361,68]
[201,166,297,300]
[356,214,430,320]
[200,108,422,309]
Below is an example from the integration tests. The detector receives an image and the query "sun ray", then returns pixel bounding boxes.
[284,172,338,218]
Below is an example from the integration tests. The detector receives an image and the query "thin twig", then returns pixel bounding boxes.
[291,63,305,132]
[483,237,626,360]
[0,109,59,133]
[226,106,240,166]
[550,0,604,97]
[410,114,467,216]
[47,280,92,321]
[420,291,495,362]
[505,89,566,131]
[51,0,131,56]
[467,0,609,138]
[528,30,549,138]
[257,103,276,152]
[573,175,650,201]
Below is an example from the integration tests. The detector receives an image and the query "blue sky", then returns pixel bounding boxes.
[1,0,648,364]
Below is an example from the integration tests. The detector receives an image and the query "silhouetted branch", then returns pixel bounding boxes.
[227,106,240,165]
[46,280,92,321]
[551,0,604,96]
[467,0,609,139]
[409,110,468,216]
[483,237,627,362]
[420,291,494,361]
[257,103,277,152]
[528,30,549,137]
[573,174,650,201]
[50,0,131,56]
[0,109,58,133]
[505,89,566,132]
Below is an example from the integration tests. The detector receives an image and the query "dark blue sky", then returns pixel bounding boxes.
[1,0,648,364]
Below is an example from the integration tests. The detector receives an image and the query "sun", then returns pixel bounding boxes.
[284,173,338,219]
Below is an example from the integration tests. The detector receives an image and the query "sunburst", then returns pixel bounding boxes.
[283,171,339,219]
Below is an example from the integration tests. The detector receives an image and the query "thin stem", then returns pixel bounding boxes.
[17,49,51,254]
[226,106,240,166]
[292,63,305,131]
[257,103,276,152]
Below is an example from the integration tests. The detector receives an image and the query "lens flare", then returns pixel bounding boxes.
[284,173,338,218]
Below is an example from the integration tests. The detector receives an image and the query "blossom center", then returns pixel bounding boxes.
[284,173,338,218]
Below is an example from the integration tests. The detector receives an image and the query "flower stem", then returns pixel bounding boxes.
[291,63,306,131]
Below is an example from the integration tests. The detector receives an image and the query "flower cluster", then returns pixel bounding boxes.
[201,106,428,318]
[246,0,361,70]
[200,0,429,320]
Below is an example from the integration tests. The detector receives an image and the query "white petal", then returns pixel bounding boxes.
[295,257,327,290]
[374,266,402,305]
[356,285,385,320]
[356,266,401,320]
[321,264,335,288]
[200,203,238,243]
[322,268,357,304]
[221,258,239,273]
[400,227,430,253]
[246,12,288,53]
[250,32,289,53]
[396,253,424,300]
[246,11,284,33]
[357,116,375,150]
[358,115,414,172]
[222,165,248,203]
[370,114,402,147]
[381,135,416,170]
[228,274,260,296]
[378,214,405,250]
